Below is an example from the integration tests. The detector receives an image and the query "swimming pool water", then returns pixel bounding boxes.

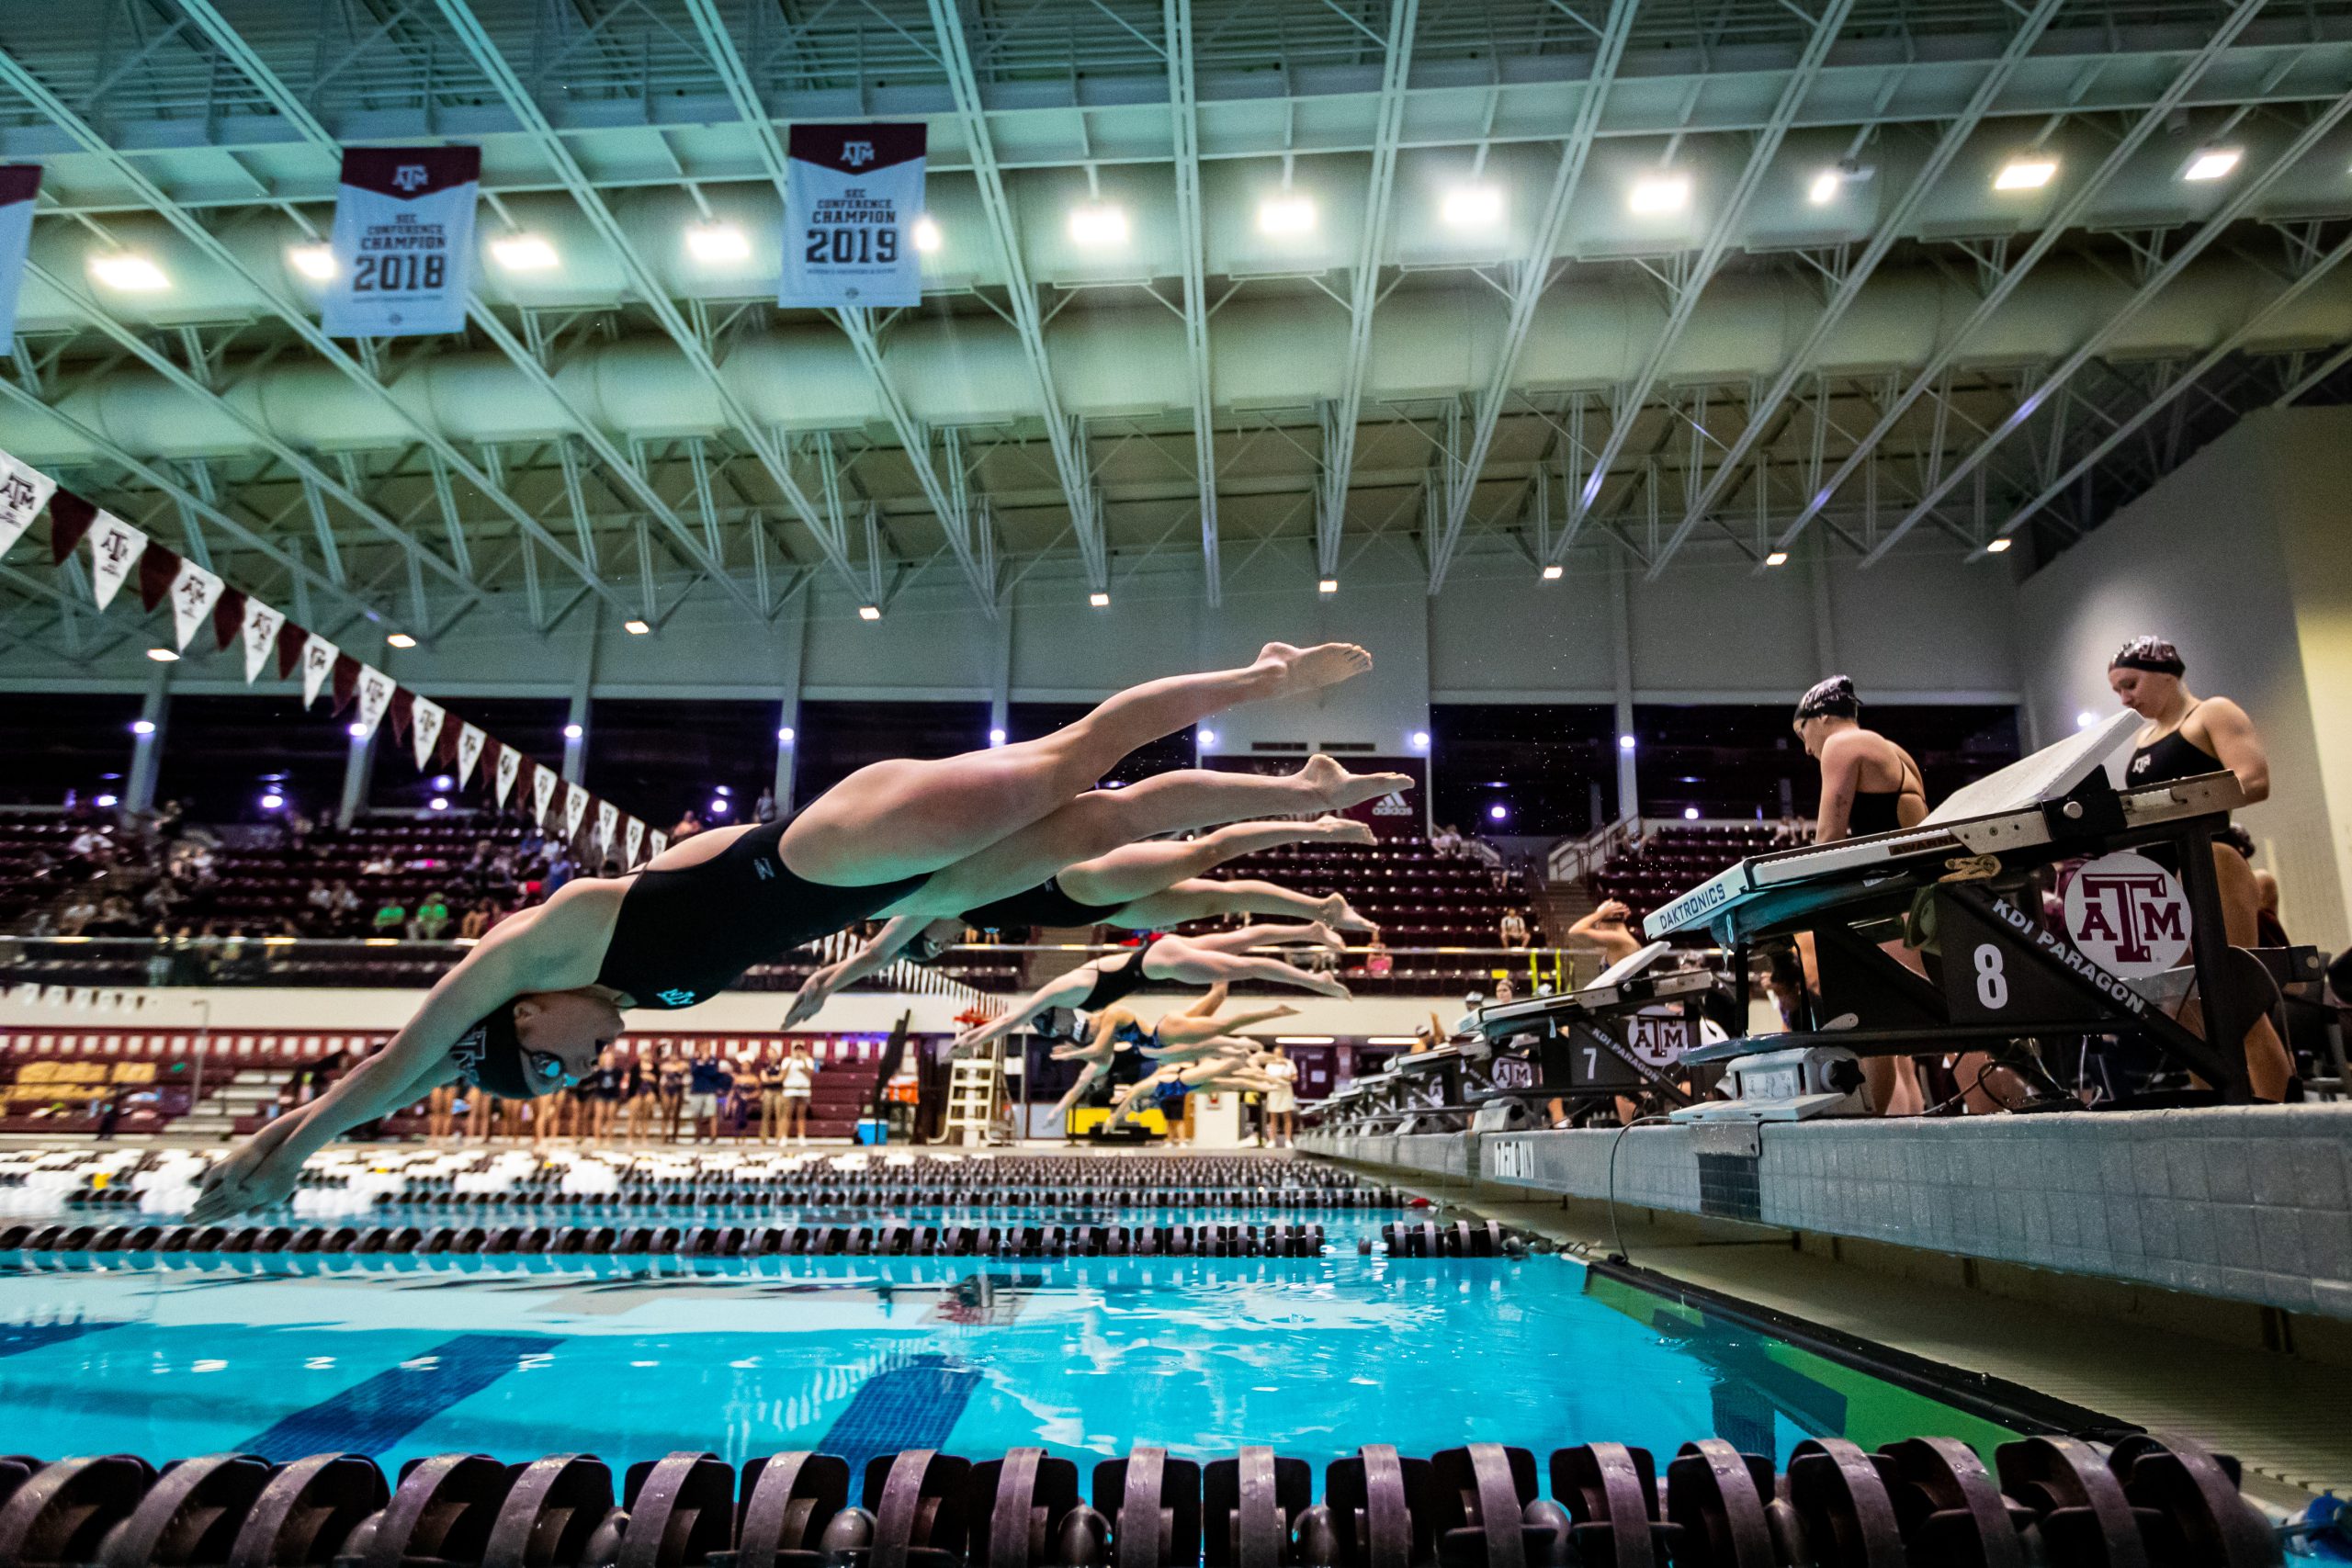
[0,1247,2018,1477]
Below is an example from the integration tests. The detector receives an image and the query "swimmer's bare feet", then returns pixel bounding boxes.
[1253,642,1372,700]
[1318,894,1377,934]
[1302,972,1352,998]
[1305,815,1376,846]
[1301,920,1347,953]
[1298,754,1415,811]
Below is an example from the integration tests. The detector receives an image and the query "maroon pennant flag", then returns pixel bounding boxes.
[48,491,96,563]
[331,653,361,713]
[387,686,414,743]
[276,618,307,680]
[136,542,181,612]
[480,737,503,792]
[212,588,247,652]
[438,719,463,767]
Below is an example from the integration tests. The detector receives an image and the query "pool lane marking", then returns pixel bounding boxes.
[237,1333,560,1461]
[0,1321,121,1359]
[817,1352,981,1478]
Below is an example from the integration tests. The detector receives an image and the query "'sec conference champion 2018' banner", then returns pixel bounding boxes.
[322,147,481,337]
[779,124,926,310]
[0,165,40,347]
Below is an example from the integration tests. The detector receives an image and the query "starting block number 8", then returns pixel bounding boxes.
[1973,943,2009,1010]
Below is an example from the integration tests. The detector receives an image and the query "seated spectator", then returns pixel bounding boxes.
[1498,909,1530,950]
[371,897,407,936]
[458,901,492,941]
[755,786,777,824]
[326,880,362,932]
[410,891,453,941]
[360,851,395,876]
[1363,938,1393,978]
[305,880,334,920]
[1430,823,1462,857]
[673,810,704,840]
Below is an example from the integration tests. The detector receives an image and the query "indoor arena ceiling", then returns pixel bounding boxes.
[3,0,2352,648]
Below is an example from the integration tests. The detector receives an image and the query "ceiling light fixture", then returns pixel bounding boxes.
[1995,155,2059,191]
[1089,592,1111,607]
[2182,146,2242,182]
[1540,564,1563,581]
[624,618,651,635]
[1257,192,1317,235]
[288,243,336,280]
[385,632,416,649]
[858,604,883,621]
[1440,185,1505,229]
[1984,536,2014,553]
[1068,203,1130,247]
[90,252,170,291]
[910,215,944,254]
[491,233,560,272]
[145,647,178,662]
[684,221,752,263]
[1765,550,1790,566]
[1629,171,1692,215]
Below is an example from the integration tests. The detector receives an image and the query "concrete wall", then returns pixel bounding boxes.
[2015,408,2352,949]
[1308,1104,2352,1320]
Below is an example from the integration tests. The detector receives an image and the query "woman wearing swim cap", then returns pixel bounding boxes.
[192,644,1409,1222]
[2106,636,2291,1100]
[1789,676,1934,1114]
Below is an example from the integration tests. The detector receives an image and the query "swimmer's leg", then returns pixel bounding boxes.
[782,645,1373,885]
[905,759,1409,914]
[1057,817,1372,907]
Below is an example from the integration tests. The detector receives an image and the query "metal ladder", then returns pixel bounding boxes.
[942,1045,1005,1146]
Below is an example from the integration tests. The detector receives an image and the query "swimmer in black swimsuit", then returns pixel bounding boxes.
[1792,676,1931,1115]
[193,643,1410,1221]
[955,922,1352,1053]
[783,815,1382,1026]
[1792,676,1927,842]
[2107,634,2290,1100]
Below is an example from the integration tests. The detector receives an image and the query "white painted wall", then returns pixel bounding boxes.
[2016,408,2352,950]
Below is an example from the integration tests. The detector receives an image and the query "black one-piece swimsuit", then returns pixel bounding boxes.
[593,815,925,1010]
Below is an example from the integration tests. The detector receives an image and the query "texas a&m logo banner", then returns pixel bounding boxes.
[322,147,481,337]
[779,124,926,309]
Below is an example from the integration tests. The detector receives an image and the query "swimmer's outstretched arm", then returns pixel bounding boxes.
[952,963,1098,1050]
[192,896,601,1221]
[784,915,953,1027]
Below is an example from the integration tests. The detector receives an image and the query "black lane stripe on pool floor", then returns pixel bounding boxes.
[818,1352,981,1479]
[237,1333,560,1461]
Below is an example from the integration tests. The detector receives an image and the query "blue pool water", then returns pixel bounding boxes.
[0,1240,2018,1475]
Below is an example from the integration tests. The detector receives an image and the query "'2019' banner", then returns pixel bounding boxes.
[322,147,481,337]
[779,124,926,310]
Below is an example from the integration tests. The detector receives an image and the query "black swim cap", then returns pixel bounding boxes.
[2109,635,2185,676]
[450,1007,564,1099]
[1793,674,1860,723]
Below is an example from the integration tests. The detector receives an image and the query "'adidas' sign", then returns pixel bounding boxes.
[1371,792,1412,817]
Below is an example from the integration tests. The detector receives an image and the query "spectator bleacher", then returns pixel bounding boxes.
[1589,820,1806,922]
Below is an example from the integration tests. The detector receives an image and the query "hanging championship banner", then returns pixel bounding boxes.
[561,783,590,843]
[165,558,223,651]
[0,445,55,558]
[594,800,618,857]
[779,123,926,309]
[648,829,668,860]
[83,511,147,611]
[238,598,286,684]
[531,764,558,827]
[410,696,447,773]
[353,665,397,739]
[494,744,523,808]
[300,634,339,708]
[322,147,481,338]
[0,167,38,348]
[624,817,646,868]
[456,723,488,788]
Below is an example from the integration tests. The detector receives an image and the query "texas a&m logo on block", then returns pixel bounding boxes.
[2063,851,2192,978]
